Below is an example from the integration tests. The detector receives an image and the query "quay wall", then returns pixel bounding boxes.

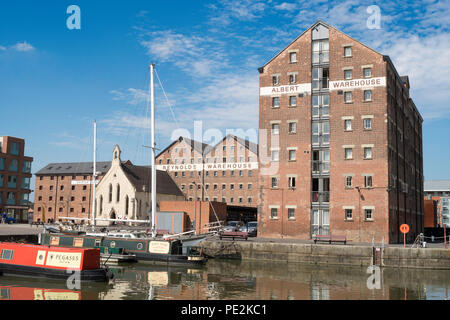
[0,234,39,243]
[200,240,450,270]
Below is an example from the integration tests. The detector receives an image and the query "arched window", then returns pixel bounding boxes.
[116,184,120,202]
[139,200,142,217]
[109,184,113,203]
[99,195,103,215]
[125,195,129,216]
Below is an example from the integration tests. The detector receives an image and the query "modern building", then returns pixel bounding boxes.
[156,135,259,209]
[94,145,185,226]
[424,180,450,227]
[258,21,424,243]
[34,161,111,223]
[0,136,33,222]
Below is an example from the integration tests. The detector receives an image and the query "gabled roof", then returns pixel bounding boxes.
[120,162,184,196]
[259,20,383,72]
[35,162,111,176]
[424,180,450,192]
[205,134,258,155]
[156,136,210,158]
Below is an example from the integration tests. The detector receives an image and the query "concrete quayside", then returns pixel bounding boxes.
[200,240,450,270]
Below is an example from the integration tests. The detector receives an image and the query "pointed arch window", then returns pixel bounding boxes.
[108,184,113,203]
[125,195,129,216]
[99,195,103,215]
[116,184,120,202]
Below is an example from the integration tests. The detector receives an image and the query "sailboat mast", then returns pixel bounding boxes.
[92,120,97,227]
[150,64,157,238]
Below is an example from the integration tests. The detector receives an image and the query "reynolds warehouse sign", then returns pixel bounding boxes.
[156,162,259,172]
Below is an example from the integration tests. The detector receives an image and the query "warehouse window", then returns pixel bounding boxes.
[364,147,373,159]
[289,52,297,63]
[345,209,353,220]
[363,68,372,78]
[272,97,279,108]
[289,150,296,161]
[289,96,297,107]
[365,209,373,221]
[288,177,296,189]
[272,75,279,86]
[345,176,353,188]
[288,122,297,134]
[344,119,352,131]
[344,91,353,103]
[312,40,329,64]
[344,70,352,80]
[271,208,278,219]
[344,46,352,57]
[364,176,373,188]
[271,177,279,189]
[364,90,372,101]
[312,67,329,90]
[364,118,372,130]
[289,74,297,84]
[345,148,353,160]
[271,123,280,135]
[288,208,295,220]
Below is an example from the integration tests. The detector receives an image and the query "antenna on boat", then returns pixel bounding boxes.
[150,63,157,238]
[92,120,97,228]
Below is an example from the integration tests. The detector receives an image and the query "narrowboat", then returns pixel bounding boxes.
[0,285,82,300]
[0,242,113,282]
[39,233,207,267]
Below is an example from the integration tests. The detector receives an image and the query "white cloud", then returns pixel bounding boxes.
[274,2,298,11]
[383,32,450,120]
[0,46,6,51]
[208,0,268,26]
[12,41,35,52]
[110,88,149,105]
[139,31,227,77]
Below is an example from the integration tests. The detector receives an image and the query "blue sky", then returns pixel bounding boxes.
[1,0,449,198]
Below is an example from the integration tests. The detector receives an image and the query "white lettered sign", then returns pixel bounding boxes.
[329,77,386,91]
[149,241,170,254]
[71,180,99,185]
[156,162,259,172]
[260,83,311,96]
[45,251,82,269]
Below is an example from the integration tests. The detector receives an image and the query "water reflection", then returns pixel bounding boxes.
[0,260,449,300]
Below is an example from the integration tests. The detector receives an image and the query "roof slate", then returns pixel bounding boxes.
[120,162,184,196]
[35,162,111,175]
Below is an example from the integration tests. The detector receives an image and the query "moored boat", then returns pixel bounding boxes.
[39,233,206,267]
[0,242,113,282]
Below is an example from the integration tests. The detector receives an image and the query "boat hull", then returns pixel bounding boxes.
[134,252,206,267]
[0,263,111,282]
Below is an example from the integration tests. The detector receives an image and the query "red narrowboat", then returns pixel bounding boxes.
[0,243,113,282]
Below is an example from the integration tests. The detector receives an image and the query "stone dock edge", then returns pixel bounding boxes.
[200,240,450,270]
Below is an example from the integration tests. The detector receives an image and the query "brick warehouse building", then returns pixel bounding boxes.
[258,21,424,244]
[33,162,111,223]
[156,135,259,221]
[0,136,33,222]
